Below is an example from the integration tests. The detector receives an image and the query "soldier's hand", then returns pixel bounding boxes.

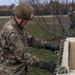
[44,41,60,54]
[40,61,56,73]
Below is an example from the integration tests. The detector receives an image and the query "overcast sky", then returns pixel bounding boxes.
[0,0,19,6]
[0,0,73,6]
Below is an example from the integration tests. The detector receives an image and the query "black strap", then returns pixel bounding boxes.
[25,65,28,75]
[14,16,24,31]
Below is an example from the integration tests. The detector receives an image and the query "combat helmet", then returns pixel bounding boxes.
[12,2,34,20]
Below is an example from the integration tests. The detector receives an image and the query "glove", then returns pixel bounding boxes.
[40,61,56,73]
[44,42,60,54]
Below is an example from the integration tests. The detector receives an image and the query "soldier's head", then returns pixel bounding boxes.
[12,2,34,27]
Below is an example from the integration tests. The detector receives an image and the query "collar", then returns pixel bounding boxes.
[10,17,25,34]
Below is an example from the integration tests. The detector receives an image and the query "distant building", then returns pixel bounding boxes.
[0,6,13,16]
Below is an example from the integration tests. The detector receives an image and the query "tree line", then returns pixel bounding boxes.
[0,1,75,16]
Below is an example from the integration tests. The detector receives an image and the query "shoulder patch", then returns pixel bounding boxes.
[10,32,24,49]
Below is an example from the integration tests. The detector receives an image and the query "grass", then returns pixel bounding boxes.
[23,24,58,75]
[0,18,58,75]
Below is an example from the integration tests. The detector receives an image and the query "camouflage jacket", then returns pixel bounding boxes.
[0,18,46,75]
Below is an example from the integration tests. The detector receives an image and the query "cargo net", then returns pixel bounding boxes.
[54,40,68,75]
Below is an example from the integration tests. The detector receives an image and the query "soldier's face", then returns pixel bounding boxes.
[20,19,28,27]
[20,19,29,27]
[15,15,29,27]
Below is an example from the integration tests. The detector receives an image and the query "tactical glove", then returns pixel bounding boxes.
[40,61,56,73]
[44,42,60,54]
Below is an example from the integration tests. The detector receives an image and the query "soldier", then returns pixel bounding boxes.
[0,2,59,75]
[68,7,75,29]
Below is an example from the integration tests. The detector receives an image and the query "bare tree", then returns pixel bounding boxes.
[28,0,75,42]
[11,0,75,42]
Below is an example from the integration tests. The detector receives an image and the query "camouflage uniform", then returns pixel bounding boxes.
[68,10,75,29]
[0,2,59,75]
[0,18,46,75]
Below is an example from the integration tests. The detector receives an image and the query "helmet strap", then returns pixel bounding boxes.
[14,16,19,25]
[14,16,24,30]
[19,19,24,26]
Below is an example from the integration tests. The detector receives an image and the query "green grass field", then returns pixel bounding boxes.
[0,18,58,75]
[25,24,58,75]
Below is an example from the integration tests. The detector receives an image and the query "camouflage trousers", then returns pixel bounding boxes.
[0,71,26,75]
[0,71,10,75]
[0,70,27,75]
[0,63,27,75]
